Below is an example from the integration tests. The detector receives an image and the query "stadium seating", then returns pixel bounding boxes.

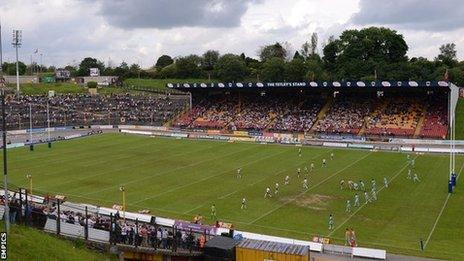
[174,93,323,133]
[315,94,373,135]
[3,94,187,129]
[3,91,448,139]
[419,96,448,139]
[365,97,424,137]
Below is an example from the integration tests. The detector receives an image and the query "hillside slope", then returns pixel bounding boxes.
[7,223,114,261]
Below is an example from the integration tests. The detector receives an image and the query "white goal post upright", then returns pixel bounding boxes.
[448,83,459,181]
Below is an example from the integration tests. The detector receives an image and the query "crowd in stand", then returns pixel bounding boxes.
[315,95,373,135]
[365,97,423,137]
[173,91,448,139]
[1,91,448,139]
[174,94,324,133]
[268,99,323,132]
[419,95,449,139]
[1,194,207,252]
[3,94,187,130]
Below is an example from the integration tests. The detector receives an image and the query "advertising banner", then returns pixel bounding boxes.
[174,220,217,234]
[323,142,348,148]
[348,143,374,149]
[233,131,249,137]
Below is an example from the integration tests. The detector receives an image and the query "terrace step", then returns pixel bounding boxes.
[361,100,388,136]
[309,96,333,133]
[358,116,369,136]
[165,105,190,127]
[413,109,427,138]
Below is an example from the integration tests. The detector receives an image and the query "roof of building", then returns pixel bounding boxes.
[237,238,309,256]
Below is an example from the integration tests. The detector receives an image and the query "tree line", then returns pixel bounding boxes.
[154,27,463,85]
[2,27,463,85]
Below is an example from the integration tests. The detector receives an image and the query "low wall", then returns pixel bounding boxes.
[118,126,464,155]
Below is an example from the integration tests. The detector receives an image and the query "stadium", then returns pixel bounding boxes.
[0,78,461,261]
[2,1,464,260]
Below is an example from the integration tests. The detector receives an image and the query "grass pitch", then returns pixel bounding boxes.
[4,133,464,259]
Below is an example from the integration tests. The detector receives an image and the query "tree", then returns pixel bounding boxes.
[64,65,78,77]
[310,32,318,56]
[175,55,202,78]
[155,55,173,69]
[87,81,98,88]
[201,50,220,80]
[408,57,438,81]
[301,32,318,60]
[241,55,261,80]
[322,27,408,80]
[77,57,105,76]
[293,51,303,60]
[306,57,325,81]
[2,62,27,75]
[159,63,177,79]
[259,42,287,61]
[129,64,141,78]
[448,67,464,86]
[322,39,338,75]
[261,57,286,82]
[201,50,219,71]
[436,43,457,66]
[285,58,306,81]
[215,54,247,82]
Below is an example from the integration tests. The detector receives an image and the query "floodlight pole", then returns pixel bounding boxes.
[0,21,3,73]
[26,174,32,200]
[47,100,51,148]
[120,186,126,222]
[12,30,22,97]
[29,103,33,150]
[1,89,10,233]
[0,21,10,233]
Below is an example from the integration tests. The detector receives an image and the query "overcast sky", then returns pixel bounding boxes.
[1,0,463,68]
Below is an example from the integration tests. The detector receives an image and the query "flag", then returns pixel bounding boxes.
[444,69,449,81]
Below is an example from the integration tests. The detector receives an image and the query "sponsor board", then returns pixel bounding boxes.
[230,137,255,142]
[91,125,114,129]
[65,134,85,140]
[233,131,249,137]
[348,143,374,149]
[174,220,216,235]
[323,142,348,148]
[6,143,24,149]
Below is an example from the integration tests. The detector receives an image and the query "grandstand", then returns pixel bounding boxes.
[170,81,454,140]
[3,93,188,130]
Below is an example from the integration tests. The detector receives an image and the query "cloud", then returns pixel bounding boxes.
[95,0,257,29]
[1,0,463,68]
[351,0,464,31]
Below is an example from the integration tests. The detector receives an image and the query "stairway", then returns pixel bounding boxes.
[413,109,427,138]
[358,116,369,136]
[309,97,333,132]
[164,105,190,127]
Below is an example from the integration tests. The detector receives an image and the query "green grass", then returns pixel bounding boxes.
[11,83,87,95]
[7,83,140,95]
[6,222,114,260]
[455,98,464,140]
[123,78,214,90]
[4,133,464,260]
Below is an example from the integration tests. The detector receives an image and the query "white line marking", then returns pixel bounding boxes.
[184,150,332,214]
[423,161,464,249]
[327,155,417,237]
[132,148,292,204]
[82,144,255,196]
[35,140,223,191]
[249,151,373,225]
